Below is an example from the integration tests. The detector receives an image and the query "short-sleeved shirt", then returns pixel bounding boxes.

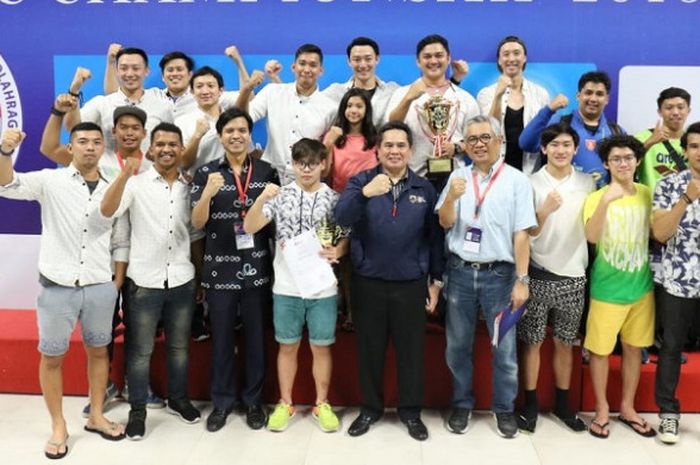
[635,129,685,191]
[330,135,377,193]
[262,182,349,298]
[436,158,537,263]
[248,83,336,185]
[80,88,174,153]
[191,157,279,291]
[583,183,654,304]
[653,170,700,299]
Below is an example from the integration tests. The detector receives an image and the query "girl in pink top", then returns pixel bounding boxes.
[323,88,378,193]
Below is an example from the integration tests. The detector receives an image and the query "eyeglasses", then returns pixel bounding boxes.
[465,134,493,146]
[607,155,637,166]
[293,160,321,170]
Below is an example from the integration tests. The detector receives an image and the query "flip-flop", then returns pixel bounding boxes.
[44,435,69,460]
[589,419,609,439]
[618,415,657,438]
[84,421,126,441]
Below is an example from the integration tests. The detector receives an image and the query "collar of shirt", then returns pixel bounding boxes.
[470,156,505,182]
[572,108,610,133]
[294,85,320,102]
[116,87,144,105]
[68,163,109,186]
[166,88,191,104]
[145,165,189,185]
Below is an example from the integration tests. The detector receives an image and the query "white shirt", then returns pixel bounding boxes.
[387,83,480,177]
[80,88,174,153]
[111,166,195,289]
[153,87,240,120]
[322,77,399,127]
[248,83,336,185]
[0,165,126,286]
[477,78,550,174]
[529,166,596,277]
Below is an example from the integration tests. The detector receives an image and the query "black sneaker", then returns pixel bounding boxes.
[447,408,471,434]
[553,410,587,433]
[495,412,519,438]
[206,408,231,432]
[516,413,537,434]
[167,399,201,424]
[126,408,146,440]
[246,405,267,430]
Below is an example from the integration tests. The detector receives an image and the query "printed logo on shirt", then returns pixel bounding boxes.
[409,194,426,204]
[0,54,23,165]
[584,139,597,152]
[600,203,648,273]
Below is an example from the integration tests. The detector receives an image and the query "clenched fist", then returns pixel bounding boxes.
[260,183,280,202]
[70,67,92,94]
[203,172,225,199]
[446,176,466,202]
[0,129,26,154]
[549,94,569,112]
[362,174,392,198]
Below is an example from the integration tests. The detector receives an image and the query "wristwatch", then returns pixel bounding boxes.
[516,274,530,285]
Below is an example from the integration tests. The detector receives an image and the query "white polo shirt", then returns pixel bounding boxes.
[110,166,195,289]
[322,77,399,127]
[529,166,596,277]
[387,83,480,177]
[248,82,336,185]
[80,88,174,153]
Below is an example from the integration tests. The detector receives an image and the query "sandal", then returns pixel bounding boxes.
[618,415,657,438]
[84,421,126,441]
[44,435,69,460]
[589,419,609,439]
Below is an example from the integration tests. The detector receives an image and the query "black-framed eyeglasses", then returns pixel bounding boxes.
[465,134,493,146]
[293,160,321,170]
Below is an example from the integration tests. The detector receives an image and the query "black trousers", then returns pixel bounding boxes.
[655,287,700,415]
[207,286,270,410]
[352,274,427,421]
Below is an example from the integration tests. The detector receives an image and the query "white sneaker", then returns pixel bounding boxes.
[658,417,679,444]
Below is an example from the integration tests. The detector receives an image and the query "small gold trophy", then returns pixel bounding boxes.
[419,94,460,179]
[317,215,337,247]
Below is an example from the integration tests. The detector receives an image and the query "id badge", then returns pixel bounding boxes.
[463,226,482,254]
[234,222,254,250]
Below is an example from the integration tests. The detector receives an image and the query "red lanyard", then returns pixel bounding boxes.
[116,151,143,171]
[471,161,505,219]
[233,157,253,217]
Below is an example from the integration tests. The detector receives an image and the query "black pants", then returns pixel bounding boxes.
[655,287,700,415]
[207,286,270,410]
[352,274,427,421]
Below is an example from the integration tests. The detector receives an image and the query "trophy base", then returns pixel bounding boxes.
[426,157,455,180]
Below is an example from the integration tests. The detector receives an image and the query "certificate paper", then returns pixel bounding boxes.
[281,229,337,298]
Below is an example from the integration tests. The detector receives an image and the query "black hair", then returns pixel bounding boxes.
[70,122,103,140]
[291,138,328,163]
[657,87,691,109]
[496,35,528,73]
[540,123,580,148]
[578,71,611,93]
[190,66,224,90]
[346,37,380,57]
[115,47,149,67]
[681,121,700,150]
[159,51,194,73]
[150,122,183,145]
[597,134,645,163]
[416,34,449,57]
[216,107,254,135]
[377,121,413,147]
[333,88,376,151]
[295,43,323,64]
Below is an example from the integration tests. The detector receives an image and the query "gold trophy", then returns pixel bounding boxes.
[418,94,460,179]
[317,215,337,247]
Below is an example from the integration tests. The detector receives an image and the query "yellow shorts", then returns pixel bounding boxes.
[583,291,655,356]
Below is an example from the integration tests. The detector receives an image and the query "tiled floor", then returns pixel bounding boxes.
[2,394,697,465]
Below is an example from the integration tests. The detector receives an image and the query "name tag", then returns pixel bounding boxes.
[463,226,482,254]
[234,222,254,250]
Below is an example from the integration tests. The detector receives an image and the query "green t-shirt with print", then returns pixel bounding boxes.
[583,184,653,304]
[635,129,685,191]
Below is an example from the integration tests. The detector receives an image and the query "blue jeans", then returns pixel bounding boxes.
[126,279,196,407]
[445,257,518,413]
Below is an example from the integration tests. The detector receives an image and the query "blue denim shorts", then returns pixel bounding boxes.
[36,280,118,356]
[272,294,337,346]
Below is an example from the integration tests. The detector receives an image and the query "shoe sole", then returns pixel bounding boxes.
[146,403,166,409]
[267,411,295,432]
[167,406,201,424]
[659,433,679,445]
[445,421,469,434]
[126,433,143,441]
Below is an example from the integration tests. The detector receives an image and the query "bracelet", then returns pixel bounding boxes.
[67,90,81,98]
[51,106,66,117]
[449,76,462,86]
[0,146,14,157]
[682,193,693,205]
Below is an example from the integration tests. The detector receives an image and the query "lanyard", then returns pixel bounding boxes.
[116,151,143,171]
[389,177,404,217]
[232,157,253,217]
[471,161,505,219]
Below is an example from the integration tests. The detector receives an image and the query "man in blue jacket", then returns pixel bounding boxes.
[335,121,445,441]
[519,71,624,187]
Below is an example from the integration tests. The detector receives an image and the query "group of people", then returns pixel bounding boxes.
[0,32,698,460]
